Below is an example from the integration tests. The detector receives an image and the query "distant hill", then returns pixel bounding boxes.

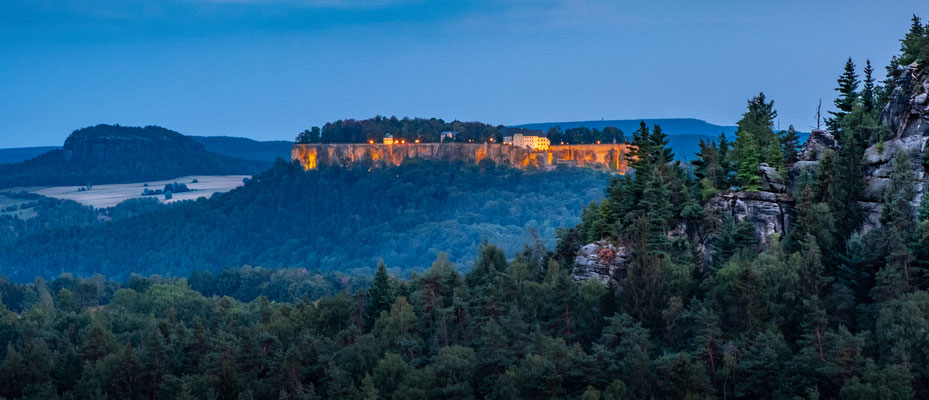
[0,125,269,189]
[514,118,738,137]
[514,118,808,161]
[0,146,60,164]
[514,118,737,161]
[191,136,293,162]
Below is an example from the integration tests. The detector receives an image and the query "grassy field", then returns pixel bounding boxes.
[0,194,38,219]
[2,175,250,209]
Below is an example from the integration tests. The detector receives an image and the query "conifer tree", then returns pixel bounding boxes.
[717,132,732,187]
[733,93,780,189]
[780,125,801,165]
[900,15,926,65]
[628,122,652,173]
[734,130,762,191]
[829,58,859,131]
[837,233,876,303]
[367,262,394,320]
[642,169,672,251]
[833,130,865,244]
[649,124,674,165]
[879,152,918,290]
[861,59,876,113]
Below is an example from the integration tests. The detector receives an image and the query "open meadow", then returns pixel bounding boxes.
[1,175,250,209]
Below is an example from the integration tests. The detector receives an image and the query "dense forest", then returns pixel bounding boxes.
[2,13,929,400]
[294,116,629,146]
[0,160,609,281]
[0,125,268,189]
[295,117,505,144]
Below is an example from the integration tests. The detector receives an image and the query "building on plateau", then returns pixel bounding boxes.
[511,134,551,151]
[383,133,394,145]
[440,131,458,142]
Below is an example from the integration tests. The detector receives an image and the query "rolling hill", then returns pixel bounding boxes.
[190,135,293,162]
[514,118,738,136]
[0,125,270,189]
[0,146,60,164]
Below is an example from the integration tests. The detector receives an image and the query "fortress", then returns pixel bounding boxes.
[291,142,633,173]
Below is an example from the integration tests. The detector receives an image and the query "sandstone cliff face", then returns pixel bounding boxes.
[292,143,544,170]
[859,63,929,231]
[705,190,793,249]
[292,143,632,172]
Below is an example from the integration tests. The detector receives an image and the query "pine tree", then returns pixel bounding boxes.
[861,59,876,113]
[367,262,394,321]
[628,122,653,173]
[828,58,859,132]
[734,130,762,191]
[650,124,674,164]
[880,151,918,290]
[593,313,656,398]
[690,139,719,179]
[717,133,732,188]
[790,235,827,299]
[641,169,672,251]
[834,130,865,245]
[788,184,836,255]
[780,125,801,165]
[588,200,615,242]
[733,93,779,189]
[837,233,876,303]
[900,14,926,65]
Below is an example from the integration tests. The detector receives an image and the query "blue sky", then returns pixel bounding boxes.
[1,0,926,147]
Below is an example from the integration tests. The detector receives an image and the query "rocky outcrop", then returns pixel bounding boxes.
[705,190,793,249]
[859,63,929,231]
[759,163,787,193]
[880,63,929,138]
[790,128,838,181]
[800,129,838,162]
[292,143,633,173]
[573,241,629,286]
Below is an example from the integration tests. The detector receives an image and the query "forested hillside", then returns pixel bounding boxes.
[0,159,609,281]
[0,125,268,189]
[190,136,293,162]
[2,11,929,400]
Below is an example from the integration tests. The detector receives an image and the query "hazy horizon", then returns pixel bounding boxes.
[2,0,927,147]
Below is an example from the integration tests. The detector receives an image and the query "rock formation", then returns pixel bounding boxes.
[292,143,633,173]
[800,129,838,162]
[572,241,629,286]
[859,63,929,231]
[705,190,793,249]
[571,64,929,284]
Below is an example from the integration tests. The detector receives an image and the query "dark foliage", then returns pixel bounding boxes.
[0,160,609,281]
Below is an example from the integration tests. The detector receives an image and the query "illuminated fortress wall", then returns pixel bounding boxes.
[292,143,632,174]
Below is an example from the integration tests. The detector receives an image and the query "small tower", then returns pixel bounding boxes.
[383,133,394,145]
